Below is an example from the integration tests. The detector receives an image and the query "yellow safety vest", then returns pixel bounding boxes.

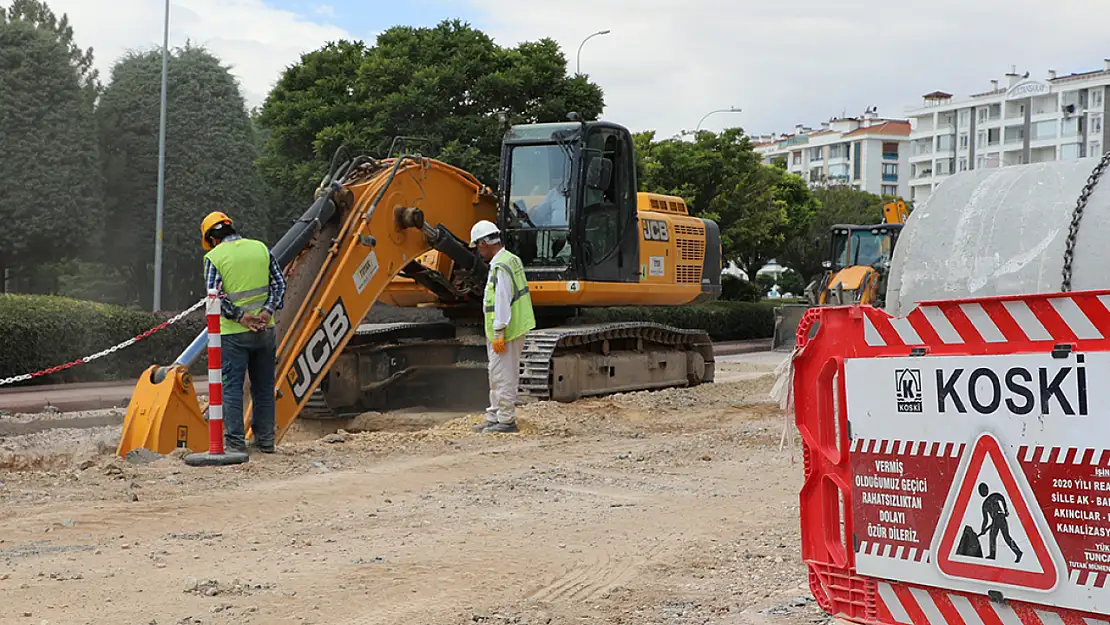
[483,250,536,342]
[204,238,274,335]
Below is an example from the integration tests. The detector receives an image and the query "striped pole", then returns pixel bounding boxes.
[205,288,225,455]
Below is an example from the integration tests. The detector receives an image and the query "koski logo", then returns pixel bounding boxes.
[896,368,922,412]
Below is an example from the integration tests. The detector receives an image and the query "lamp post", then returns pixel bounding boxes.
[153,0,169,312]
[576,29,610,75]
[695,106,743,133]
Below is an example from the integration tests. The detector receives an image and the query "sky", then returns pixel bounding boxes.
[11,0,1110,140]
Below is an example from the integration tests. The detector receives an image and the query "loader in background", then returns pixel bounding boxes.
[771,199,908,351]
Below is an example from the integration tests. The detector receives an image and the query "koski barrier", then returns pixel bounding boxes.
[793,290,1110,625]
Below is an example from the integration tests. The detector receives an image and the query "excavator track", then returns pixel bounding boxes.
[302,320,714,418]
[518,322,715,402]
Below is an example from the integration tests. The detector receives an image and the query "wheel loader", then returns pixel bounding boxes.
[117,113,723,457]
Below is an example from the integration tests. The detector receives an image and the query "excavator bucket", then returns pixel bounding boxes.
[116,364,210,458]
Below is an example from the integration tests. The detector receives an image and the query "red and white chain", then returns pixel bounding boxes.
[0,298,206,387]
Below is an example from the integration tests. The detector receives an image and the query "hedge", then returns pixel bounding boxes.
[578,300,778,342]
[0,295,778,386]
[0,294,206,386]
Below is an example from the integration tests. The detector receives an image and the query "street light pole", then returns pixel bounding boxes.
[153,0,169,312]
[576,29,611,75]
[695,106,743,133]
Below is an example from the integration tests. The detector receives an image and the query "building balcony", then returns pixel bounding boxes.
[882,173,898,182]
[910,151,933,163]
[883,151,899,160]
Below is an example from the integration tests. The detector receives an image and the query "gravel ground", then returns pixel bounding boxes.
[0,363,823,625]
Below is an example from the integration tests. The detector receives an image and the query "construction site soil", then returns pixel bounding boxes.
[0,361,821,625]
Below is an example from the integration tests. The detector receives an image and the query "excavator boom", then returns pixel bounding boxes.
[268,156,496,439]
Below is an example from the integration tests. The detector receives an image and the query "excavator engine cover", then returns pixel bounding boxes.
[117,365,210,457]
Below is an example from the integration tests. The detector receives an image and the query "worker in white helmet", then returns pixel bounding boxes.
[469,220,536,433]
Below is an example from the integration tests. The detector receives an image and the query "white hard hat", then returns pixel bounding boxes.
[469,220,500,247]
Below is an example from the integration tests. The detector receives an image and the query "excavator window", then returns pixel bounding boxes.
[504,143,574,268]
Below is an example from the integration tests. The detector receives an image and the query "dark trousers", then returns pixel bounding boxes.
[221,328,277,451]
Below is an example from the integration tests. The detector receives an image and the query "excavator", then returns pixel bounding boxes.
[806,199,908,308]
[117,113,723,457]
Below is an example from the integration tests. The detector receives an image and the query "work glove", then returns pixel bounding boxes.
[492,336,506,354]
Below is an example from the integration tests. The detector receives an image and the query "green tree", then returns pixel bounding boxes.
[98,44,267,309]
[712,165,818,279]
[2,0,99,101]
[777,185,896,283]
[0,7,103,289]
[256,19,605,209]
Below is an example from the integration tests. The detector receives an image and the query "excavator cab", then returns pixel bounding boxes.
[498,116,641,287]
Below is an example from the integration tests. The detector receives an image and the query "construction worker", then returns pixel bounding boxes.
[200,211,286,454]
[469,220,535,433]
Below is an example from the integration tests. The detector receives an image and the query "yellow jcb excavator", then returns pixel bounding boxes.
[117,113,723,457]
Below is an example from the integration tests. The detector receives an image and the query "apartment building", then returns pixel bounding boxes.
[752,109,912,199]
[905,60,1110,203]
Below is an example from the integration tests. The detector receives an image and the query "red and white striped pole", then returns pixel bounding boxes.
[184,288,247,466]
[205,288,225,455]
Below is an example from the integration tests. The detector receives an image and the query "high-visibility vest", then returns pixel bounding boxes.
[483,250,536,343]
[204,238,274,335]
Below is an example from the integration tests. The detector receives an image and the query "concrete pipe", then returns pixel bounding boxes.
[885,155,1110,317]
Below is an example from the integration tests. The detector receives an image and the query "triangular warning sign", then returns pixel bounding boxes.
[935,433,1058,591]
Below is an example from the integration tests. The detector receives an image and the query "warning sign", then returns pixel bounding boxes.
[844,352,1107,613]
[934,433,1058,591]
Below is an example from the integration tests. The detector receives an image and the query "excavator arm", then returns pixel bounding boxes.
[116,153,498,457]
[263,155,497,440]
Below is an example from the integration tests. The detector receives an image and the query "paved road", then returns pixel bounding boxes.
[0,339,775,415]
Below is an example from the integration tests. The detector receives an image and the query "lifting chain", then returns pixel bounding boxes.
[1062,150,1110,292]
[0,298,206,387]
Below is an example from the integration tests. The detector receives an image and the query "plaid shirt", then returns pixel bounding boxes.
[203,234,286,322]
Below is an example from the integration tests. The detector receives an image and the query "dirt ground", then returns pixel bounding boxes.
[0,362,825,625]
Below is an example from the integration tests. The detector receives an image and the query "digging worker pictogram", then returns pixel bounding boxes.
[200,211,286,454]
[469,220,535,434]
[978,482,1023,562]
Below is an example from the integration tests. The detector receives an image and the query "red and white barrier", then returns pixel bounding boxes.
[205,288,224,455]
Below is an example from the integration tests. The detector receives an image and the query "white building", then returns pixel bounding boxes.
[905,60,1110,203]
[752,109,912,199]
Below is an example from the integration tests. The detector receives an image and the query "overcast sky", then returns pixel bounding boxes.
[12,0,1110,139]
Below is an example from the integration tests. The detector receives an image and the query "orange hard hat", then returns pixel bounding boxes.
[200,211,233,250]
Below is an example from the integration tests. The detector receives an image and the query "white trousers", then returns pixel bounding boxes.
[486,336,525,424]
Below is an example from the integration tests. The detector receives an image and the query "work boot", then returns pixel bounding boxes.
[483,422,519,434]
[473,420,496,433]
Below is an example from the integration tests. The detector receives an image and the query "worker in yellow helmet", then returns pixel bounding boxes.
[469,220,535,433]
[200,211,286,454]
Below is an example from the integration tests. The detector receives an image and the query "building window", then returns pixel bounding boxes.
[882,163,898,181]
[881,184,898,196]
[792,152,801,165]
[1092,141,1102,156]
[978,108,989,122]
[882,142,898,160]
[937,135,954,151]
[958,157,968,171]
[1032,120,1057,140]
[935,158,953,176]
[1062,117,1083,138]
[959,133,969,150]
[959,109,970,128]
[854,142,862,179]
[1061,143,1082,160]
[1094,88,1104,109]
[1092,114,1103,133]
[828,143,849,159]
[810,146,823,161]
[810,168,823,182]
[977,130,987,146]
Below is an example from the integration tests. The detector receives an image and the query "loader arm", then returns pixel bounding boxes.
[257,156,498,443]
